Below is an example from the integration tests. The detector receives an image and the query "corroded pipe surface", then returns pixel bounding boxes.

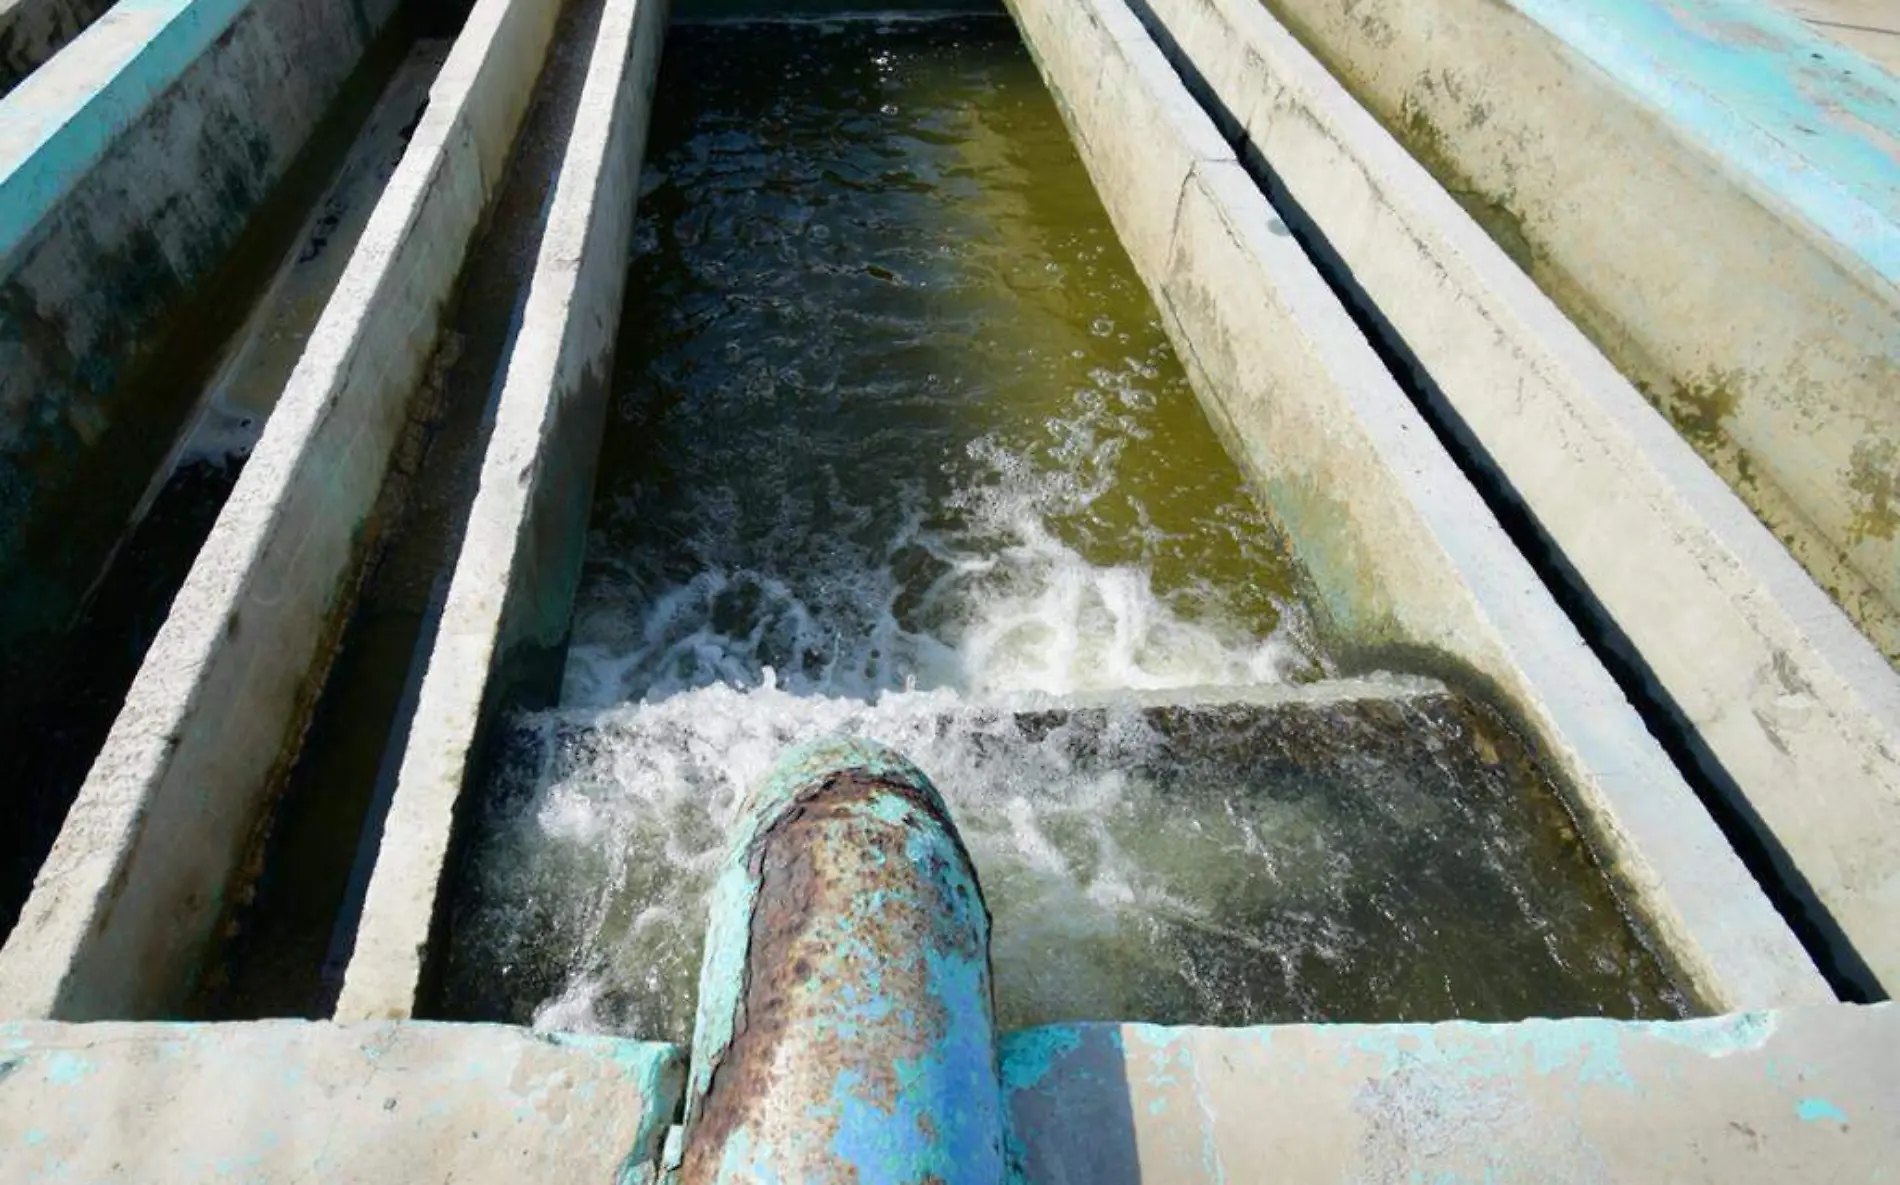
[679,737,1004,1184]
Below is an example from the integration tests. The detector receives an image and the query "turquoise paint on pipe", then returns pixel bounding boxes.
[679,737,1005,1185]
[0,0,256,266]
[1503,0,1900,283]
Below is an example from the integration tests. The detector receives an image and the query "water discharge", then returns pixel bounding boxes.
[432,15,1683,1040]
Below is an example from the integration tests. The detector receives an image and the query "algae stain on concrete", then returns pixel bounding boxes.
[1658,372,1743,455]
[1847,438,1899,545]
[1396,95,1539,278]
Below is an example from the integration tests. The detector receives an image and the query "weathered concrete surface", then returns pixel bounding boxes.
[1002,1004,1898,1183]
[0,0,400,704]
[206,0,642,1020]
[0,1020,684,1184]
[1776,0,1900,74]
[1262,0,1900,664]
[0,37,446,954]
[146,41,451,484]
[0,0,565,1020]
[678,738,1004,1184]
[335,0,667,1021]
[0,0,115,95]
[1127,0,1900,994]
[1002,0,1830,1010]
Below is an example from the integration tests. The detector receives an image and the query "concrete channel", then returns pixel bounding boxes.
[1123,0,1900,996]
[0,0,1895,1172]
[1233,0,1900,997]
[0,0,567,1016]
[319,0,1829,1026]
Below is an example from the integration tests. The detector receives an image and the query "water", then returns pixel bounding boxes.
[431,16,1683,1039]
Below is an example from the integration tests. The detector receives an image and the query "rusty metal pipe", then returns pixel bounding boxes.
[678,737,1005,1184]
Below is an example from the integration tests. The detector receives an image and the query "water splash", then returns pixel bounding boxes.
[430,18,1681,1040]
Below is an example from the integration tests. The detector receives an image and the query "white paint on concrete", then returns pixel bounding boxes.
[1130,0,1900,993]
[0,1019,685,1184]
[0,0,566,1020]
[1003,0,1831,1010]
[1004,1003,1898,1182]
[336,0,670,1022]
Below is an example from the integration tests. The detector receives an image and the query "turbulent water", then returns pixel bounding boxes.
[430,16,1683,1041]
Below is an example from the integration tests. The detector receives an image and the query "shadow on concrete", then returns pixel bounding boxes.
[1002,1024,1145,1185]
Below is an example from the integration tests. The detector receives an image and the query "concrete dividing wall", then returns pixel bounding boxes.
[1260,0,1900,665]
[0,0,116,95]
[0,0,566,1020]
[0,0,399,711]
[1004,1005,1898,1182]
[335,0,668,1021]
[1002,0,1829,1011]
[1124,0,1900,994]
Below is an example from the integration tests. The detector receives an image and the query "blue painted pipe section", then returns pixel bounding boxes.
[679,737,1005,1185]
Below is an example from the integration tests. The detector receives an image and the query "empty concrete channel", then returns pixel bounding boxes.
[0,0,1896,1174]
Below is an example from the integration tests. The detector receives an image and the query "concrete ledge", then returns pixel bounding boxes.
[0,1020,685,1184]
[1002,1004,1898,1182]
[0,0,566,1020]
[0,0,402,678]
[335,0,668,1021]
[0,0,115,95]
[1003,0,1830,1010]
[1262,0,1900,661]
[1129,0,1900,992]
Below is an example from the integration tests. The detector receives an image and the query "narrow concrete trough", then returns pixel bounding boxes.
[0,0,570,1019]
[0,35,446,951]
[321,0,1834,1031]
[336,0,668,1019]
[1122,0,1900,995]
[1257,0,1900,665]
[0,0,404,699]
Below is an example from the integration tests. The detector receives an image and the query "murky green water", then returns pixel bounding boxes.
[563,15,1316,703]
[432,16,1684,1039]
